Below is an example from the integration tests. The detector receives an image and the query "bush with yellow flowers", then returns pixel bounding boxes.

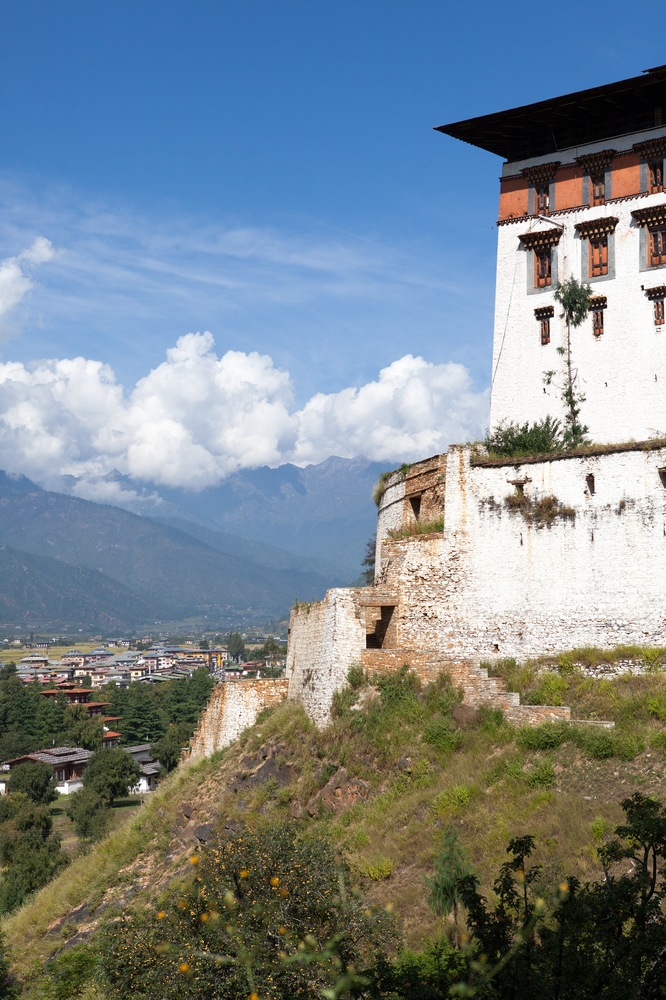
[99,823,397,999]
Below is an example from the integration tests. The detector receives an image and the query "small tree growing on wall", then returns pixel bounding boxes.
[545,277,592,449]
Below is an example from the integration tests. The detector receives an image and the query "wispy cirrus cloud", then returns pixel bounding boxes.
[0,178,493,400]
[0,236,57,338]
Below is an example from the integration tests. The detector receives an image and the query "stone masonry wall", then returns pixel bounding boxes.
[286,588,366,726]
[189,679,289,760]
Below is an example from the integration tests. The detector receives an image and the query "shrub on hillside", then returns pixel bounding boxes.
[99,824,397,999]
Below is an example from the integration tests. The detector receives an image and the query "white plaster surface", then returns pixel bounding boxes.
[390,445,666,661]
[189,679,289,759]
[491,126,666,442]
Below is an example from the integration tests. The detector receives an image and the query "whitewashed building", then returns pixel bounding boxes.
[439,66,666,443]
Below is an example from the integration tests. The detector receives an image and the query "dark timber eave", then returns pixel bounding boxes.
[435,65,666,163]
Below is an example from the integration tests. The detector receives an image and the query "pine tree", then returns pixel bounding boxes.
[119,685,166,745]
[426,825,472,946]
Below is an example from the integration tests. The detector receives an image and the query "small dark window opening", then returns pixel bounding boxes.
[586,473,596,495]
[535,249,552,288]
[659,468,666,488]
[649,159,664,194]
[366,605,396,650]
[535,182,550,215]
[649,226,666,267]
[592,310,604,337]
[409,494,422,521]
[590,170,605,206]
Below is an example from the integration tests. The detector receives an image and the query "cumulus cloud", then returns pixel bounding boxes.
[0,238,56,336]
[293,355,489,464]
[0,240,489,493]
[0,332,488,495]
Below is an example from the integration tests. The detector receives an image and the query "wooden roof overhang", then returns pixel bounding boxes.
[574,216,620,239]
[645,285,666,301]
[518,228,563,250]
[436,66,666,163]
[632,203,666,227]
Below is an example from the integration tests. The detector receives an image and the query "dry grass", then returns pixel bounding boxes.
[472,435,666,468]
[7,660,666,990]
[388,518,444,540]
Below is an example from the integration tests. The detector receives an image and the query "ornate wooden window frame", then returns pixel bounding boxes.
[521,161,560,216]
[575,217,619,282]
[589,295,607,338]
[519,226,563,291]
[534,305,554,345]
[575,149,616,206]
[645,284,666,326]
[632,204,666,270]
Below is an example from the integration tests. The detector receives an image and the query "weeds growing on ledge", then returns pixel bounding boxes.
[388,518,444,540]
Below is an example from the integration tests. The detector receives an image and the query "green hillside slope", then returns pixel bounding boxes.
[5,649,666,998]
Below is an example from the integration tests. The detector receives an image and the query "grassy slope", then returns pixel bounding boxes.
[5,649,666,997]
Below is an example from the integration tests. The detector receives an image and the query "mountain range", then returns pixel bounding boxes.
[0,457,386,633]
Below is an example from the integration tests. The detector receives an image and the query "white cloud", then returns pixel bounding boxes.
[293,355,489,464]
[0,237,56,336]
[0,241,489,494]
[0,334,488,494]
[0,181,493,404]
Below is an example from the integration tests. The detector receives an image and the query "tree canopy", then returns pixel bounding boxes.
[8,761,57,805]
[83,748,140,805]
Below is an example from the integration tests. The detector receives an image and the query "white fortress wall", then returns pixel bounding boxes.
[374,472,406,580]
[390,445,666,661]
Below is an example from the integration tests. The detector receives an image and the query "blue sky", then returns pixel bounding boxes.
[0,1,662,496]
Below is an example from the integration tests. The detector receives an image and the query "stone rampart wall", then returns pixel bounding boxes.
[188,679,289,760]
[382,444,666,662]
[286,589,366,726]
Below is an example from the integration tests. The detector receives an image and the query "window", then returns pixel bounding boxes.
[656,298,665,326]
[520,226,562,292]
[650,226,666,268]
[535,305,554,345]
[649,159,664,194]
[589,295,607,337]
[589,236,608,277]
[535,182,549,215]
[535,249,551,287]
[409,494,421,521]
[574,217,618,280]
[590,169,605,206]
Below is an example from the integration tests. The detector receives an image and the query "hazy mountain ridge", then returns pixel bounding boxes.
[0,457,384,629]
[149,456,386,575]
[0,545,161,629]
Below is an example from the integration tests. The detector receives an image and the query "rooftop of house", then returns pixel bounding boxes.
[3,747,94,768]
[436,64,666,162]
